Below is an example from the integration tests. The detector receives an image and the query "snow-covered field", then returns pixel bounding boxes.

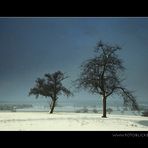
[0,112,148,131]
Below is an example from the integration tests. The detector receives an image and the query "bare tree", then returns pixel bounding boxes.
[29,71,73,113]
[76,40,139,118]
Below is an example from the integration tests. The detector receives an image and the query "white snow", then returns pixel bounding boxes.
[0,112,148,131]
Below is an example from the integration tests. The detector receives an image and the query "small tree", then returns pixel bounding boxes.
[29,71,73,113]
[76,40,139,118]
[141,110,148,117]
[106,108,113,114]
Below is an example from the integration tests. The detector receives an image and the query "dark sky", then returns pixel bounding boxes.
[0,17,148,106]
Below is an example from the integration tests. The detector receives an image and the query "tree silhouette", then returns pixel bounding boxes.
[29,71,73,113]
[76,40,139,118]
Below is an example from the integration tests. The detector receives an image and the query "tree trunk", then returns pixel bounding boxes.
[50,100,56,114]
[102,96,107,118]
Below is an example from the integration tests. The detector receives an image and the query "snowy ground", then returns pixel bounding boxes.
[0,112,148,131]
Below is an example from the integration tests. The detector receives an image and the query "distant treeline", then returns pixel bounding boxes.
[0,104,33,111]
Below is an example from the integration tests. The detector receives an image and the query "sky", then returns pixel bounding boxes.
[0,17,148,107]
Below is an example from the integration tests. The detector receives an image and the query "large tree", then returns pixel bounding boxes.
[77,41,139,118]
[29,71,72,113]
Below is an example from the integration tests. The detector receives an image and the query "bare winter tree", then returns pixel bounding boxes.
[29,71,73,113]
[76,40,139,118]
